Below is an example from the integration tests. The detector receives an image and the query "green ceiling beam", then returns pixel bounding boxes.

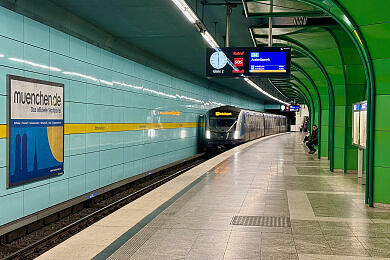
[324,27,348,173]
[258,34,335,170]
[292,62,322,159]
[294,0,375,207]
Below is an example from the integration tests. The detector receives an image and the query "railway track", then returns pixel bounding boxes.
[1,155,205,260]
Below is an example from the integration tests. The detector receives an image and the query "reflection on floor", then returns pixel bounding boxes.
[107,133,390,260]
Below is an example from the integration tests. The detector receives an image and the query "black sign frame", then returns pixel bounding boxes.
[206,47,291,78]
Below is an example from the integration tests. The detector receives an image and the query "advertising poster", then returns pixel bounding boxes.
[8,75,64,187]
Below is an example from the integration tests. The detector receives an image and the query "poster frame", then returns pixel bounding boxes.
[7,74,65,188]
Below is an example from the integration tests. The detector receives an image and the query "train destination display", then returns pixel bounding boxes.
[249,51,287,73]
[206,47,291,78]
[8,75,64,187]
[289,105,300,112]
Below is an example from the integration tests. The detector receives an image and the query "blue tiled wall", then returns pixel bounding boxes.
[0,7,264,226]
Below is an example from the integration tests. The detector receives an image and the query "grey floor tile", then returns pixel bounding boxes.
[223,247,261,259]
[319,221,354,236]
[325,235,370,256]
[293,234,333,255]
[357,236,390,257]
[186,248,225,260]
[261,232,295,247]
[291,220,322,235]
[106,134,390,260]
[260,251,298,260]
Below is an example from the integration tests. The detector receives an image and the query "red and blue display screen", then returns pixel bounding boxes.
[206,47,291,78]
[249,52,287,73]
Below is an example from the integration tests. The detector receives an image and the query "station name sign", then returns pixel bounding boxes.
[206,47,291,78]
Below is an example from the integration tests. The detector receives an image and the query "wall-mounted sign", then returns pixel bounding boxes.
[352,101,367,149]
[281,105,299,112]
[160,111,180,116]
[289,105,300,112]
[8,75,64,187]
[206,47,291,78]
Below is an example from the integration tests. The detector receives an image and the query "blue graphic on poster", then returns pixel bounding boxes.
[8,76,64,187]
[249,52,287,73]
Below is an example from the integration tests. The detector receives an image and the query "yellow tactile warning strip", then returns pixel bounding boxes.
[0,122,204,138]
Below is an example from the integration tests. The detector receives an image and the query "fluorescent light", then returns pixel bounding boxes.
[201,31,219,48]
[171,0,198,24]
[249,28,257,47]
[244,78,290,105]
[0,54,4,58]
[241,0,249,18]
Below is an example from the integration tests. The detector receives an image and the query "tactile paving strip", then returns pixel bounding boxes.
[107,225,159,260]
[230,216,291,227]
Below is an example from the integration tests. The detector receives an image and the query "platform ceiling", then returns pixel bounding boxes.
[47,0,291,104]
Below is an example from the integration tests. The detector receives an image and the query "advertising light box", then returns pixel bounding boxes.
[206,47,291,78]
[352,101,367,149]
[8,75,64,187]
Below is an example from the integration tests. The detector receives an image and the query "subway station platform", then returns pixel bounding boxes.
[38,133,390,260]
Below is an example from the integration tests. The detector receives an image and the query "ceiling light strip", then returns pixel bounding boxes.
[171,0,199,24]
[244,78,290,105]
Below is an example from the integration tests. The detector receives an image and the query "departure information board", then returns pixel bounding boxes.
[281,105,299,112]
[206,47,291,78]
[249,51,287,73]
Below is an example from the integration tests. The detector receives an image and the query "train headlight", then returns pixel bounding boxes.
[206,130,211,139]
[234,131,239,139]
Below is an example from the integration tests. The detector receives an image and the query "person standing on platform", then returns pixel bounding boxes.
[306,125,318,154]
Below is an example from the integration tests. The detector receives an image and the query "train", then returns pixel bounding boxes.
[202,106,289,153]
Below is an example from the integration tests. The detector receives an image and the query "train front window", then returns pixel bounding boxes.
[209,117,237,131]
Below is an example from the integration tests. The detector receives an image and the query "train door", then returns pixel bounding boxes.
[275,116,279,134]
[198,114,206,152]
[248,115,253,140]
[261,114,265,137]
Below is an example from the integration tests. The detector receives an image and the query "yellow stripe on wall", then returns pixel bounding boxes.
[64,122,202,134]
[0,124,7,138]
[0,122,204,138]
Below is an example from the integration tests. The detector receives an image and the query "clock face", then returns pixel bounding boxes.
[210,51,228,69]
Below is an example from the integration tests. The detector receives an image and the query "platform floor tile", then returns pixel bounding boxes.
[102,133,390,259]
